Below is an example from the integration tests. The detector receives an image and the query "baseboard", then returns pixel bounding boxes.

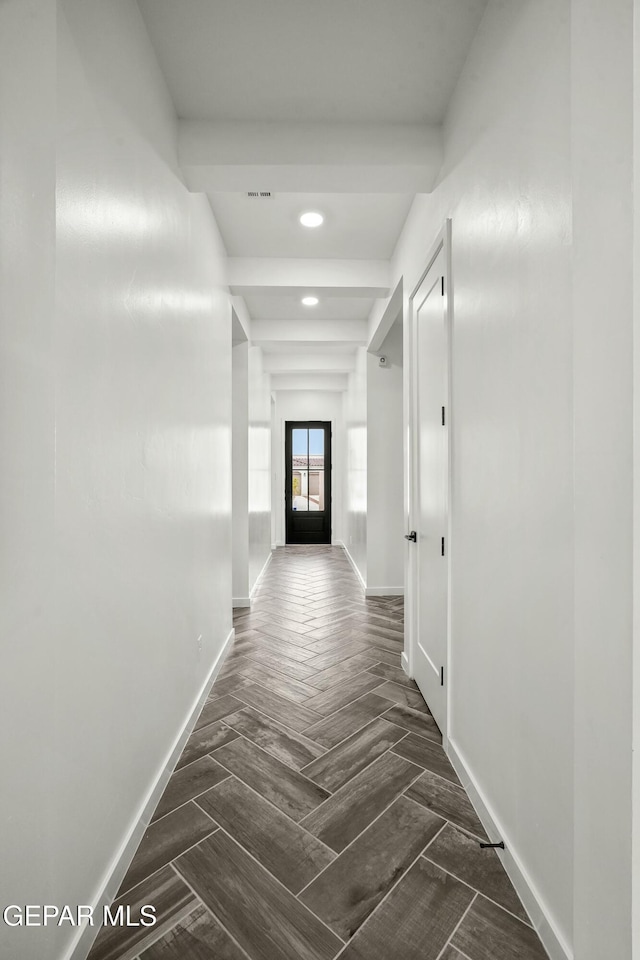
[365,586,404,597]
[271,542,277,551]
[340,543,366,591]
[232,597,251,608]
[65,627,235,960]
[275,539,285,547]
[446,737,572,960]
[249,549,273,600]
[401,651,411,676]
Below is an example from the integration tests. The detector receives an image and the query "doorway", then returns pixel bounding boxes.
[406,225,451,737]
[285,421,332,544]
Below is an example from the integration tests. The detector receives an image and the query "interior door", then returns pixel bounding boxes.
[285,422,332,544]
[409,249,449,733]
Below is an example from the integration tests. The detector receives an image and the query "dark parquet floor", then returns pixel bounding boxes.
[87,546,548,960]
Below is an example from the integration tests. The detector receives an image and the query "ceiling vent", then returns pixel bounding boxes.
[247,191,272,198]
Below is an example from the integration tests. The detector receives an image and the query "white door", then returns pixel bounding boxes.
[407,246,449,734]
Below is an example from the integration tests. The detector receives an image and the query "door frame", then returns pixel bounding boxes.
[284,420,332,545]
[276,417,338,546]
[404,219,453,741]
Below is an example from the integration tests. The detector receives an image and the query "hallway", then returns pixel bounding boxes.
[2,2,638,958]
[88,547,547,960]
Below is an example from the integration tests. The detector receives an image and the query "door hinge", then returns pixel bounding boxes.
[441,406,445,426]
[441,536,445,556]
[441,276,445,296]
[440,666,444,686]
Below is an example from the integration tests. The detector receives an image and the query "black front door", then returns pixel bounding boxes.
[285,421,332,544]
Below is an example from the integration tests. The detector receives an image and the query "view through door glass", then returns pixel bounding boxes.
[286,421,331,544]
[292,427,325,511]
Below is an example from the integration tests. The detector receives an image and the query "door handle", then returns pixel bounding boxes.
[404,531,417,542]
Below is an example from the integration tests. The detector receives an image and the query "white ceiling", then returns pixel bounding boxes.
[242,295,374,323]
[207,193,413,260]
[260,341,360,355]
[138,0,487,389]
[138,0,487,124]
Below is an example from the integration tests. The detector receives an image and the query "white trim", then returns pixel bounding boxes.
[278,416,336,546]
[232,597,251,608]
[368,278,403,352]
[405,219,452,738]
[279,416,286,545]
[340,543,366,591]
[249,548,273,600]
[65,627,235,960]
[401,650,411,677]
[270,542,277,551]
[365,586,404,597]
[447,736,571,960]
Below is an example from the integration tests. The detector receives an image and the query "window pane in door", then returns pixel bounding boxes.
[309,428,325,507]
[308,470,325,510]
[292,428,308,511]
[292,429,308,458]
[309,429,325,469]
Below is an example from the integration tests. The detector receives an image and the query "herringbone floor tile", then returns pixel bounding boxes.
[88,546,548,960]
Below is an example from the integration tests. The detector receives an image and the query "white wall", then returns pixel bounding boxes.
[343,348,368,584]
[571,1,634,958]
[367,322,404,593]
[272,391,344,546]
[232,342,250,602]
[247,346,272,590]
[0,3,56,959]
[387,1,574,954]
[233,343,272,601]
[634,2,640,954]
[0,4,234,958]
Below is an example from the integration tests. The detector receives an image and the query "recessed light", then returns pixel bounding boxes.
[299,211,324,228]
[302,296,319,306]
